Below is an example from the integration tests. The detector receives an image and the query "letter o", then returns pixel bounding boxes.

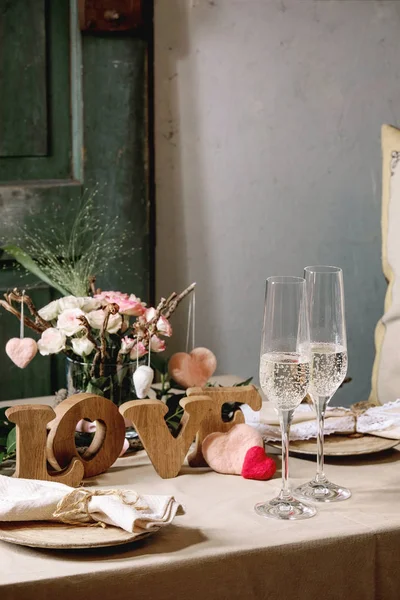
[47,393,126,478]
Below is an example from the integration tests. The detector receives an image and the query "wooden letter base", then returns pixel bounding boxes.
[5,385,262,486]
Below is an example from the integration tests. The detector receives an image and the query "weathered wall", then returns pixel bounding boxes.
[155,0,400,404]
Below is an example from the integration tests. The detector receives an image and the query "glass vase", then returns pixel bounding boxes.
[66,357,137,406]
[66,357,143,452]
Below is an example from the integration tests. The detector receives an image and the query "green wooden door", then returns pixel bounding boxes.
[0,0,152,400]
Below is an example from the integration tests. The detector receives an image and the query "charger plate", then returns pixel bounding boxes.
[268,435,400,457]
[0,521,153,549]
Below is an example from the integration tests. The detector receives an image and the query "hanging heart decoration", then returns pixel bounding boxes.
[168,347,217,388]
[133,365,154,399]
[5,338,38,369]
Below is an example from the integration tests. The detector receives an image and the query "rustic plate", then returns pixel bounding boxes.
[268,435,400,457]
[0,521,153,549]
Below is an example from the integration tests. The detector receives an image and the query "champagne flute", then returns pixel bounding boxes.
[295,266,351,502]
[255,276,316,520]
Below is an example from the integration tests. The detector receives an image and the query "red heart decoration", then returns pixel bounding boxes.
[241,446,276,481]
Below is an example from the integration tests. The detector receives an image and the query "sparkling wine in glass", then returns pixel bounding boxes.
[295,266,351,502]
[255,276,316,520]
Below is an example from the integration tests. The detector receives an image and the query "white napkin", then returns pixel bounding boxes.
[356,400,400,440]
[241,400,400,442]
[0,476,180,534]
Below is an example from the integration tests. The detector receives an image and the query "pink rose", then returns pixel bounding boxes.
[121,336,135,354]
[145,307,157,322]
[94,291,146,316]
[129,342,147,360]
[119,438,130,458]
[150,335,166,353]
[57,308,85,336]
[75,419,97,434]
[156,315,172,337]
[145,309,172,336]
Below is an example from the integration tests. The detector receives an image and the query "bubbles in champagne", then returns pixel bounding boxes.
[259,352,310,410]
[310,343,348,398]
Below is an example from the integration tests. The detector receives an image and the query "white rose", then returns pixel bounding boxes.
[37,328,66,355]
[86,309,122,334]
[38,300,60,321]
[71,336,95,357]
[81,297,102,312]
[58,296,85,311]
[57,308,86,336]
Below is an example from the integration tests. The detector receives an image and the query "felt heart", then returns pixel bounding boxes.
[133,365,154,399]
[168,347,217,388]
[5,337,38,369]
[241,446,276,481]
[202,424,264,475]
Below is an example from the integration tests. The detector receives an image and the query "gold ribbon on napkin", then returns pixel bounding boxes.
[53,488,149,528]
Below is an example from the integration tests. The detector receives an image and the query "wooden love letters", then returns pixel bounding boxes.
[6,385,262,487]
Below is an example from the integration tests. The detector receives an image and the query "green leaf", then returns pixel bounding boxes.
[91,376,108,387]
[233,377,253,387]
[6,427,16,455]
[2,245,69,296]
[86,383,105,396]
[166,419,180,432]
[0,451,4,464]
[150,353,169,375]
[0,436,8,447]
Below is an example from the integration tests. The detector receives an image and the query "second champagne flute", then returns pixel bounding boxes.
[295,266,351,502]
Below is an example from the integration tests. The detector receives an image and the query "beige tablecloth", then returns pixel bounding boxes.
[1,444,400,600]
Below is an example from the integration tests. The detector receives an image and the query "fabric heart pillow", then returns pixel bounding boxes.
[202,424,276,481]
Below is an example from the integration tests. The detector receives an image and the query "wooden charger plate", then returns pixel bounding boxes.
[0,521,152,549]
[269,435,400,457]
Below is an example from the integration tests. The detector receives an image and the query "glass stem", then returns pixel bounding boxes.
[279,409,294,500]
[315,396,329,483]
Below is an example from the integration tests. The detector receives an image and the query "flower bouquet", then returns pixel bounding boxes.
[0,283,195,406]
[0,191,196,407]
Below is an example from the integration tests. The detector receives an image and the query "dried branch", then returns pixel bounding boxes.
[163,282,196,319]
[8,289,51,330]
[78,315,101,378]
[131,282,196,350]
[88,276,97,297]
[99,303,119,375]
[0,298,43,334]
[78,315,100,349]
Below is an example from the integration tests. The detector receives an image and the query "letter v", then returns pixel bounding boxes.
[120,395,214,478]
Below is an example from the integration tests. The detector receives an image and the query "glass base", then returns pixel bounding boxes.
[254,496,317,520]
[295,479,351,503]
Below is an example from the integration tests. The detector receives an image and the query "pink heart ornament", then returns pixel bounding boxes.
[6,338,38,369]
[202,424,264,475]
[168,347,217,388]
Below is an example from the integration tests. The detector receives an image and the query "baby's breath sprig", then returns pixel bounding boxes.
[3,188,135,297]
